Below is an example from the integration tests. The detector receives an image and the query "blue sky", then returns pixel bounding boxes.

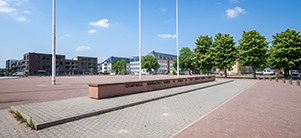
[0,0,300,68]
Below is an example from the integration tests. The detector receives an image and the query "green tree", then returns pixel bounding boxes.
[173,47,195,73]
[269,29,301,79]
[89,68,94,75]
[193,35,215,75]
[212,33,238,78]
[142,55,160,72]
[82,68,85,75]
[112,59,121,74]
[120,59,127,74]
[238,30,269,79]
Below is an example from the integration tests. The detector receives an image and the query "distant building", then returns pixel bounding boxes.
[130,51,177,74]
[100,56,131,73]
[210,60,253,75]
[6,59,19,71]
[147,51,176,74]
[8,52,97,76]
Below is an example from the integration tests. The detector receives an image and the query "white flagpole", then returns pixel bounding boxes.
[52,0,56,85]
[176,0,179,77]
[139,0,142,80]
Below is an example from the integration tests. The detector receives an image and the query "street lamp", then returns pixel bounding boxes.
[52,0,56,85]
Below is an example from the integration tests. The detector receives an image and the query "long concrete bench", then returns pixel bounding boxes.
[88,75,216,99]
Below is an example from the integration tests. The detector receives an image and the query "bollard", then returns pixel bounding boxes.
[289,79,292,85]
[276,77,278,82]
[297,80,300,86]
[269,77,272,81]
[282,78,286,83]
[263,77,266,81]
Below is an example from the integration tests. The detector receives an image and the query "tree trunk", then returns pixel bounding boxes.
[253,69,256,79]
[291,69,293,80]
[225,70,227,78]
[206,70,209,76]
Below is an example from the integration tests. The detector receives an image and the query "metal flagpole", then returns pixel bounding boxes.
[52,0,56,85]
[176,0,179,77]
[139,0,142,80]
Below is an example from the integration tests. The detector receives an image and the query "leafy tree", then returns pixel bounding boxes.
[89,68,93,75]
[112,59,127,75]
[141,55,160,72]
[269,29,301,78]
[212,33,238,78]
[193,35,215,75]
[173,47,195,73]
[112,59,121,74]
[238,30,269,79]
[72,68,74,75]
[120,59,127,74]
[82,68,85,75]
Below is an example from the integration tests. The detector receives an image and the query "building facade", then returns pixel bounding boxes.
[100,56,131,73]
[147,51,176,74]
[7,52,97,76]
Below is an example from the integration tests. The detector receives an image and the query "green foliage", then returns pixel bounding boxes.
[112,59,127,74]
[212,33,238,78]
[238,30,269,78]
[269,29,301,70]
[89,68,94,75]
[172,69,177,75]
[193,35,215,75]
[10,110,35,130]
[173,47,195,71]
[141,55,160,72]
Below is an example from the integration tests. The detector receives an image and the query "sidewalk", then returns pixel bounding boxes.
[1,80,254,138]
[11,80,232,130]
[173,80,301,138]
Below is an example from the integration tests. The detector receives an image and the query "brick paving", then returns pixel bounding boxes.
[0,75,189,109]
[173,80,301,138]
[11,79,231,130]
[0,80,255,137]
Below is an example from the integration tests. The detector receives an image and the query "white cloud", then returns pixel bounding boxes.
[228,0,238,3]
[0,0,16,13]
[24,10,31,14]
[88,29,97,34]
[75,46,91,51]
[16,16,27,22]
[65,34,71,37]
[115,22,118,25]
[89,19,110,28]
[161,8,167,12]
[225,6,245,18]
[158,34,177,38]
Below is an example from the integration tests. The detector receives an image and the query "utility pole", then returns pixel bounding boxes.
[139,0,142,80]
[52,0,56,85]
[176,0,179,77]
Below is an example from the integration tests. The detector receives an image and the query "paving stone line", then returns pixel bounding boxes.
[11,80,232,130]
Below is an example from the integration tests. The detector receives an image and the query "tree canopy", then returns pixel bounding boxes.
[112,59,127,74]
[238,30,269,78]
[193,35,214,75]
[269,29,301,75]
[141,55,160,72]
[212,33,238,78]
[173,47,194,72]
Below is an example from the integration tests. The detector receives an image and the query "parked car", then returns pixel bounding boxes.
[255,70,263,75]
[291,70,300,76]
[263,69,275,75]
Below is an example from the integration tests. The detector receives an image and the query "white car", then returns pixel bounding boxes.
[263,69,275,75]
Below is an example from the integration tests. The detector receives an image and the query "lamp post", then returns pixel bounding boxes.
[52,0,56,85]
[139,0,142,80]
[176,0,179,77]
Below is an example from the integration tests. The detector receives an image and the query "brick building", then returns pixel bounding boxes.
[6,52,97,76]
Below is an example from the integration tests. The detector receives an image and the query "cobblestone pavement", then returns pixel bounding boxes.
[11,80,231,130]
[174,80,301,138]
[0,80,255,138]
[0,75,191,109]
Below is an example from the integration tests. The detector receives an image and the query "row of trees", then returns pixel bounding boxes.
[172,29,300,78]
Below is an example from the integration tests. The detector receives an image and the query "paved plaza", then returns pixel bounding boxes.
[0,76,300,137]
